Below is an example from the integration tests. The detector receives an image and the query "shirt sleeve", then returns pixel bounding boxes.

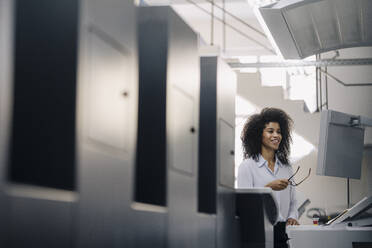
[287,185,299,220]
[237,161,253,188]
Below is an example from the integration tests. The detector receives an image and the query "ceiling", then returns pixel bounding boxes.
[143,0,275,57]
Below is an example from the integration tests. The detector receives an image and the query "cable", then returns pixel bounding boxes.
[184,0,275,54]
[306,207,326,219]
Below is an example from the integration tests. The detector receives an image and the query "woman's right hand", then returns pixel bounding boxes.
[265,179,289,191]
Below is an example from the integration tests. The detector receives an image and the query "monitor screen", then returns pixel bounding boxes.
[317,110,365,179]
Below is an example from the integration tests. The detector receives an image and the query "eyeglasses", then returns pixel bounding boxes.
[288,166,311,186]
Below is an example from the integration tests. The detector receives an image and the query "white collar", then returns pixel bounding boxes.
[257,154,283,167]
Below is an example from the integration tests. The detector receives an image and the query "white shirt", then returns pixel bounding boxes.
[237,154,298,222]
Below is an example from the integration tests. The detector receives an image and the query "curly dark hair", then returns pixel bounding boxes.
[241,107,293,165]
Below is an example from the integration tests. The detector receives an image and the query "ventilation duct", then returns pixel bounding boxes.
[259,0,372,59]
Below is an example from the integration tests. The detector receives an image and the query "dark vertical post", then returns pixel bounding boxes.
[198,57,217,214]
[10,0,79,190]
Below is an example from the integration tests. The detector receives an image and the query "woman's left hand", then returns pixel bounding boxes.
[286,218,299,226]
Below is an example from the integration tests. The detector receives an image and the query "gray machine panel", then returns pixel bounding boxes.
[217,187,239,248]
[0,0,13,180]
[166,7,199,177]
[169,86,196,175]
[216,57,237,189]
[168,171,198,248]
[197,56,239,248]
[323,124,364,179]
[199,55,238,248]
[218,119,235,188]
[6,196,74,248]
[167,11,200,97]
[76,0,137,247]
[165,7,200,248]
[317,110,364,179]
[198,56,218,248]
[197,214,216,248]
[86,31,130,153]
[76,147,134,247]
[216,58,239,248]
[0,0,13,246]
[133,209,167,248]
[216,57,236,189]
[2,0,79,247]
[136,6,200,248]
[217,60,237,125]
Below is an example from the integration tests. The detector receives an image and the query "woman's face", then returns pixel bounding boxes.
[262,122,282,151]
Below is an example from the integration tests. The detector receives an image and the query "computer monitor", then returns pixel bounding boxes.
[316,110,365,179]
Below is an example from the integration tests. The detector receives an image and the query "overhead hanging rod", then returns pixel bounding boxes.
[202,0,267,38]
[184,0,275,54]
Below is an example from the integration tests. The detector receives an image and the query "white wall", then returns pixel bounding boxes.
[322,47,372,206]
[322,47,372,144]
[236,47,372,224]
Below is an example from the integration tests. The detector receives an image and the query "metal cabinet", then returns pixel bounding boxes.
[136,6,200,248]
[75,0,137,247]
[216,58,238,248]
[199,55,238,248]
[0,2,239,247]
[0,0,138,247]
[1,0,79,247]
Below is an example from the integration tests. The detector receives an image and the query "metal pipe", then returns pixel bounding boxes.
[325,66,328,109]
[316,55,319,112]
[347,178,350,208]
[227,58,372,68]
[319,54,322,111]
[320,69,372,87]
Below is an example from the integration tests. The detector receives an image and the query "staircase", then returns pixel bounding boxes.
[237,71,320,147]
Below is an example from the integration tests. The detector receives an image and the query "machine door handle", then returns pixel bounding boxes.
[122,91,129,97]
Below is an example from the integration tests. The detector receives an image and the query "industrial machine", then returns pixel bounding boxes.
[0,1,240,247]
[287,110,372,248]
[134,6,201,248]
[199,51,238,248]
[287,196,372,248]
[1,0,82,247]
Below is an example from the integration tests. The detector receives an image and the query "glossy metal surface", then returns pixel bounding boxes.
[0,0,13,246]
[136,6,200,248]
[200,55,238,248]
[75,0,138,247]
[0,2,240,247]
[259,0,372,59]
[2,0,79,246]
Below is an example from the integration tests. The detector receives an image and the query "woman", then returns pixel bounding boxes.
[237,107,298,248]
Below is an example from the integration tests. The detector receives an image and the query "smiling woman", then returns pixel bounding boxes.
[237,107,298,248]
[261,122,282,158]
